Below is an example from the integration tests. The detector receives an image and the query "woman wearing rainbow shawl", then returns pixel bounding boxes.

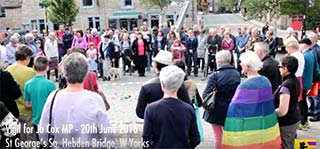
[222,51,281,148]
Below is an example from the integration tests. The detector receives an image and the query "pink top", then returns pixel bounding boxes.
[171,44,186,60]
[138,40,145,56]
[221,38,234,52]
[72,37,88,49]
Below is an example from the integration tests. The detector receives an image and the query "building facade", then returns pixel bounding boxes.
[0,0,197,33]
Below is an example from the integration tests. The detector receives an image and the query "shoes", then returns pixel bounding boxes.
[123,73,126,76]
[102,77,107,81]
[129,72,132,76]
[98,75,102,78]
[138,74,145,77]
[55,78,60,82]
[309,115,320,122]
[194,74,198,77]
[298,122,310,131]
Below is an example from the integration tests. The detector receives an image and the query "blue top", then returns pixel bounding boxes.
[186,37,198,52]
[302,50,315,89]
[236,34,250,48]
[143,97,200,148]
[5,43,16,64]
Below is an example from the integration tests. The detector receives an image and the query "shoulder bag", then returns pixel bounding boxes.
[202,72,218,111]
[48,90,59,144]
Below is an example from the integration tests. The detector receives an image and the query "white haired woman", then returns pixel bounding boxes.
[143,65,200,148]
[222,51,281,148]
[202,50,240,148]
[25,33,40,67]
[44,32,59,81]
[39,53,113,147]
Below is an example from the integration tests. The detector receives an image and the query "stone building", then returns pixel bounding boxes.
[0,0,198,33]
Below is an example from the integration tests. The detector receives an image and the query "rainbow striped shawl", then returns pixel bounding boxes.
[222,76,281,149]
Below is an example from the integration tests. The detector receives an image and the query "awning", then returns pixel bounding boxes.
[109,12,141,19]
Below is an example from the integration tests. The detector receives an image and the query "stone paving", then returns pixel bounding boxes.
[97,67,320,148]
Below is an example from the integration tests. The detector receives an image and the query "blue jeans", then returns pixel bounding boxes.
[309,96,320,115]
[146,52,151,71]
[186,52,198,76]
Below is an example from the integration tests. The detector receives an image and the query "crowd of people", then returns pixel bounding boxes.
[0,20,320,149]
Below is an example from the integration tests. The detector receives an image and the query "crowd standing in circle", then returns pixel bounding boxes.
[0,21,319,149]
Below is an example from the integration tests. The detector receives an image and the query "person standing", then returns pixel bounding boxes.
[99,35,115,81]
[197,29,207,72]
[274,56,301,149]
[39,53,113,147]
[6,45,37,142]
[62,28,74,56]
[132,32,149,77]
[221,31,235,65]
[265,30,277,58]
[44,32,59,81]
[25,33,40,67]
[308,32,320,121]
[72,30,88,49]
[135,50,191,119]
[298,38,315,130]
[284,37,305,124]
[186,30,199,77]
[120,33,133,76]
[166,31,177,51]
[24,56,56,142]
[202,50,240,149]
[142,65,200,148]
[4,36,19,65]
[254,42,282,92]
[207,28,222,71]
[262,21,270,37]
[171,39,186,62]
[154,31,166,57]
[222,51,281,148]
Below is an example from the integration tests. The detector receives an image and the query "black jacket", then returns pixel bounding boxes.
[99,41,116,60]
[207,35,222,52]
[265,38,277,56]
[0,70,21,118]
[202,64,240,125]
[132,39,149,56]
[136,77,191,119]
[259,55,282,92]
[62,33,74,50]
[274,73,301,126]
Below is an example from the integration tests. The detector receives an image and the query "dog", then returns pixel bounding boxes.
[109,67,122,80]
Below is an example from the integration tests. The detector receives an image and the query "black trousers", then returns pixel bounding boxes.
[197,58,205,71]
[300,90,309,125]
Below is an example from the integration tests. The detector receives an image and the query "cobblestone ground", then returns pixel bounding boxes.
[97,64,320,148]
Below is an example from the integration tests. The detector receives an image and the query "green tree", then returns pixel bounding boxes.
[242,0,279,20]
[46,0,79,27]
[221,0,238,12]
[140,0,173,26]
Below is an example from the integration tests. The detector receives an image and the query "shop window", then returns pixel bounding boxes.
[88,16,101,30]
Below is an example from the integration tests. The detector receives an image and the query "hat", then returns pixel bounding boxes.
[153,50,173,65]
[300,38,312,45]
[65,27,70,31]
[10,36,19,43]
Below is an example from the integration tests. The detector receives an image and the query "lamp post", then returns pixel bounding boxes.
[301,0,307,39]
[45,8,49,34]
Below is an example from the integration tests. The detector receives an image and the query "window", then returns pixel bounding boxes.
[0,6,5,18]
[121,0,134,8]
[125,0,132,6]
[88,16,101,30]
[82,0,93,7]
[30,19,46,32]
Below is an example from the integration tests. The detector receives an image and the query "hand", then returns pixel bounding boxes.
[158,48,161,51]
[189,50,193,53]
[112,59,115,62]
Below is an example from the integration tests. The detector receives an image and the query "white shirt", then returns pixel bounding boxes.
[39,90,113,147]
[291,51,305,77]
[44,39,59,58]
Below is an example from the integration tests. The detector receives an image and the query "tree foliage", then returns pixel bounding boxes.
[140,0,173,12]
[41,0,79,27]
[240,0,320,29]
